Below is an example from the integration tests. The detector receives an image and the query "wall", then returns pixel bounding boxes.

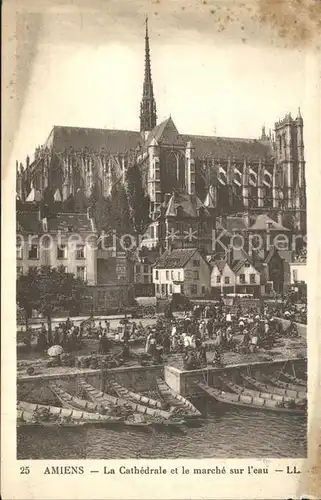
[17,233,98,285]
[236,262,261,286]
[183,252,211,297]
[289,262,307,284]
[211,262,235,289]
[153,267,184,298]
[165,357,306,398]
[17,364,164,405]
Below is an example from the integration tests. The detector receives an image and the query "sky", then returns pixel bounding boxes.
[8,0,313,167]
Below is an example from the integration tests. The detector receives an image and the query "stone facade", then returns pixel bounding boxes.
[16,21,306,236]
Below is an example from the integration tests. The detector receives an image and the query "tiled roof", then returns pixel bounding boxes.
[154,248,199,269]
[215,260,227,273]
[231,247,265,274]
[16,211,95,234]
[216,216,248,236]
[44,119,275,162]
[17,211,42,234]
[249,214,290,231]
[145,117,180,146]
[165,192,211,218]
[226,216,248,233]
[180,134,274,161]
[46,126,142,154]
[50,213,94,233]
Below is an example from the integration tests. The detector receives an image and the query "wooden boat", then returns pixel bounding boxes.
[78,378,173,420]
[277,372,307,387]
[17,409,86,428]
[217,376,304,405]
[197,383,306,415]
[240,373,306,400]
[107,380,164,410]
[155,377,202,418]
[17,401,123,425]
[260,373,306,393]
[18,401,155,430]
[49,383,111,414]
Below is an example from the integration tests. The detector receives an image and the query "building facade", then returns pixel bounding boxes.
[289,261,307,284]
[16,19,306,240]
[16,210,98,285]
[153,248,211,299]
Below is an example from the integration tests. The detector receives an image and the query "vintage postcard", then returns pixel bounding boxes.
[2,0,321,498]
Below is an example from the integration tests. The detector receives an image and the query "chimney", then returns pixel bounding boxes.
[26,155,30,168]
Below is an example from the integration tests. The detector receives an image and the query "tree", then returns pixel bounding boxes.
[126,164,151,235]
[88,183,113,232]
[16,268,38,329]
[110,184,132,235]
[16,266,87,345]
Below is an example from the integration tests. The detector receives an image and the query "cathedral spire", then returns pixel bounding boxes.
[140,16,157,134]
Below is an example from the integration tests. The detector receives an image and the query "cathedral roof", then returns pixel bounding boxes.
[180,134,274,161]
[45,126,142,154]
[145,117,180,146]
[44,120,274,162]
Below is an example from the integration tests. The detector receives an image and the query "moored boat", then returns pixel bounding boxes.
[260,373,306,393]
[217,376,304,405]
[78,378,173,420]
[197,383,306,415]
[155,377,202,418]
[240,373,306,400]
[17,409,87,428]
[107,380,164,410]
[17,401,123,424]
[49,383,111,414]
[277,372,307,387]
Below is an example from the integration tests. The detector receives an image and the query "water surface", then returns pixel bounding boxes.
[17,401,307,459]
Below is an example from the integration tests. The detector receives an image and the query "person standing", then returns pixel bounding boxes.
[199,320,206,340]
[149,334,157,357]
[145,330,152,353]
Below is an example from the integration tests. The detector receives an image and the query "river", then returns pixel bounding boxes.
[17,401,306,459]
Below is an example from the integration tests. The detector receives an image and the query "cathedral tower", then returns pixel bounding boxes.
[140,17,157,135]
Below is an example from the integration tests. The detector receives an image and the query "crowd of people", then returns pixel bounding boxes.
[141,301,303,369]
[19,297,305,371]
[35,318,85,351]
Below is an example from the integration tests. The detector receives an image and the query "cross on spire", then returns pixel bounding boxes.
[140,16,157,133]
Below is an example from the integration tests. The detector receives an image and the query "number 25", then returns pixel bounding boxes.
[20,466,30,475]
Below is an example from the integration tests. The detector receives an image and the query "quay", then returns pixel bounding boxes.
[17,356,306,403]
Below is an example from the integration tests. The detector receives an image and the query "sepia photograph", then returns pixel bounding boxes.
[13,2,310,463]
